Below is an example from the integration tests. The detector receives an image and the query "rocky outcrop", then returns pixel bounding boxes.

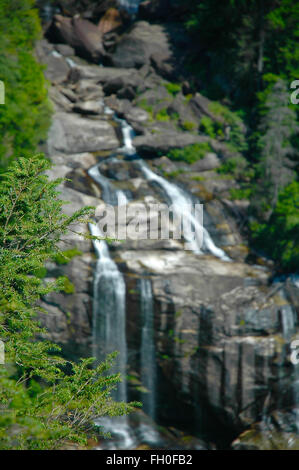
[39,24,299,449]
[47,14,106,63]
[48,112,119,153]
[133,132,211,157]
[110,21,173,74]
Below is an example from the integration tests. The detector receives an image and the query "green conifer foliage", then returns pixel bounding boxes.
[0,156,139,449]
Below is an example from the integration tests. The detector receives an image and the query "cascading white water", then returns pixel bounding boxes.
[88,164,127,206]
[88,105,231,447]
[115,117,230,260]
[89,222,136,449]
[140,278,156,420]
[114,116,136,156]
[139,160,230,260]
[89,223,127,402]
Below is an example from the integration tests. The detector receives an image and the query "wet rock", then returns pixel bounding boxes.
[47,112,119,153]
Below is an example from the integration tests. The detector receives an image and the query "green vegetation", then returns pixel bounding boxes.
[60,277,76,294]
[250,181,299,272]
[156,108,170,122]
[182,120,197,132]
[136,99,154,121]
[191,175,206,182]
[0,156,138,449]
[208,102,247,152]
[0,0,52,169]
[229,187,252,201]
[164,169,186,179]
[168,143,212,164]
[217,156,248,179]
[164,82,181,97]
[53,248,83,265]
[180,1,299,271]
[200,116,221,138]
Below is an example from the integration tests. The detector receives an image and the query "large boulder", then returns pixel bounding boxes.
[36,39,70,84]
[111,21,173,75]
[47,112,119,154]
[48,14,105,63]
[120,248,299,438]
[133,131,211,157]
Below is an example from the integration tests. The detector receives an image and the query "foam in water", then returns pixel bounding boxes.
[88,164,127,206]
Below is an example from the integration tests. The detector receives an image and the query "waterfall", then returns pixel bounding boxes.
[114,116,136,156]
[139,160,229,259]
[89,222,136,449]
[88,164,127,206]
[116,118,230,260]
[89,161,136,448]
[140,278,156,420]
[89,223,127,402]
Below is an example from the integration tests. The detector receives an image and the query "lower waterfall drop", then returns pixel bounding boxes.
[140,278,156,420]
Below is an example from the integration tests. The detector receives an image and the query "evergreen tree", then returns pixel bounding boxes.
[0,155,138,449]
[253,79,298,218]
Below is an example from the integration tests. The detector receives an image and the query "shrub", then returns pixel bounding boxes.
[164,82,181,97]
[229,187,252,200]
[250,181,299,272]
[156,108,170,122]
[168,142,212,164]
[0,156,139,449]
[53,248,83,265]
[0,0,52,168]
[182,121,197,131]
[209,102,247,152]
[217,156,248,178]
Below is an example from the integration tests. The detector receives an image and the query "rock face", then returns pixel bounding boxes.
[40,27,299,448]
[48,112,119,153]
[133,132,211,157]
[111,21,173,73]
[48,14,105,63]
